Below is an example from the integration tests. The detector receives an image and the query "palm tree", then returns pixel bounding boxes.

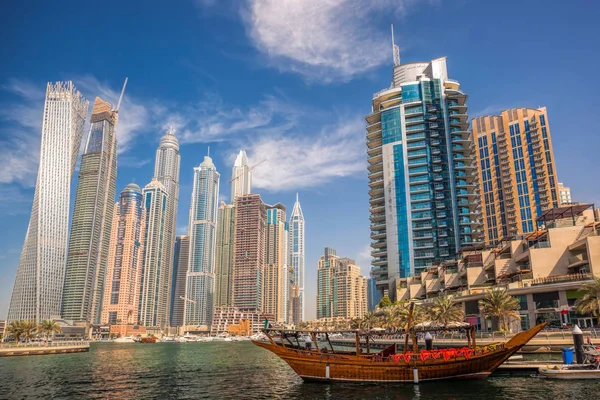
[5,321,24,345]
[38,320,62,344]
[575,277,600,323]
[430,296,465,327]
[20,320,37,345]
[480,288,521,332]
[359,312,378,330]
[378,295,393,309]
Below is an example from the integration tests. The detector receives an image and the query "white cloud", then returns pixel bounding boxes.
[237,0,428,82]
[244,115,366,191]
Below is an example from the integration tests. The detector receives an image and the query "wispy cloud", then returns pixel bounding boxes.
[243,115,366,191]
[196,0,434,82]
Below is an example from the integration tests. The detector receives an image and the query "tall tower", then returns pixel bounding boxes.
[139,179,169,327]
[233,194,267,312]
[153,129,181,326]
[185,156,220,327]
[214,202,236,308]
[231,150,251,201]
[62,97,118,324]
[472,108,559,243]
[170,235,189,327]
[7,82,88,324]
[288,193,305,323]
[263,204,287,322]
[366,54,481,300]
[317,247,338,319]
[101,183,146,328]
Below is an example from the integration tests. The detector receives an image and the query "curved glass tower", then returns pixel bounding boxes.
[367,57,481,300]
[7,81,88,324]
[288,194,305,323]
[62,97,118,324]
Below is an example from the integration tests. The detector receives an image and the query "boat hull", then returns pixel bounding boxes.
[253,323,547,383]
[538,368,600,380]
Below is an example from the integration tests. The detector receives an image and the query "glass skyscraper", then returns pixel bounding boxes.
[7,82,88,324]
[185,155,220,327]
[367,57,481,300]
[288,194,305,323]
[62,97,118,324]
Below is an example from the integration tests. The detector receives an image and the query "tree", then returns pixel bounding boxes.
[430,296,465,327]
[20,321,37,345]
[378,295,393,309]
[480,288,521,332]
[38,320,62,344]
[575,277,600,321]
[5,321,24,345]
[359,312,378,330]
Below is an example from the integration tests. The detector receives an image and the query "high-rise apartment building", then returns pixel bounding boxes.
[185,156,220,327]
[366,55,481,300]
[288,194,305,323]
[139,179,169,327]
[101,183,146,326]
[231,150,251,201]
[558,183,572,205]
[7,82,88,324]
[263,204,287,322]
[62,97,118,324]
[367,277,382,312]
[152,130,180,327]
[170,235,189,327]
[472,107,559,243]
[233,194,266,312]
[317,248,367,319]
[214,202,235,307]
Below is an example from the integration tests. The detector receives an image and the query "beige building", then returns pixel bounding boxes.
[558,182,572,205]
[263,204,287,322]
[101,184,146,328]
[472,107,559,244]
[317,248,367,320]
[210,306,273,336]
[396,204,600,330]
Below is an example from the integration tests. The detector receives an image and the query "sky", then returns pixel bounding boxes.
[1,0,599,320]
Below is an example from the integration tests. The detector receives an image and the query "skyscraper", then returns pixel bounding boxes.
[317,248,367,319]
[231,150,251,201]
[62,97,118,324]
[558,183,572,205]
[366,54,481,300]
[185,156,220,327]
[170,235,189,327]
[139,179,169,328]
[288,194,305,323]
[263,204,287,322]
[101,183,146,327]
[472,108,559,243]
[233,194,266,312]
[7,82,88,324]
[214,202,235,307]
[153,129,180,326]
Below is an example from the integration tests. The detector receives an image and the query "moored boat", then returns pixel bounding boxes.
[252,321,548,383]
[538,364,600,379]
[139,336,157,344]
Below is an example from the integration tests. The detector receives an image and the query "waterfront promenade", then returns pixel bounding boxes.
[0,341,89,357]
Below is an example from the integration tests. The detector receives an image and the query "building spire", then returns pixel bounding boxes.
[391,24,400,67]
[296,192,299,203]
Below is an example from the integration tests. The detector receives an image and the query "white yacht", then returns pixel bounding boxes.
[113,336,136,343]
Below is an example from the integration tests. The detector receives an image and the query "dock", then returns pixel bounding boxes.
[0,341,90,357]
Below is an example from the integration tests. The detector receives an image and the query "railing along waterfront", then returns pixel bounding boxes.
[0,340,89,349]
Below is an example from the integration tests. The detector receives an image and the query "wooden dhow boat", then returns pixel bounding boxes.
[253,319,548,383]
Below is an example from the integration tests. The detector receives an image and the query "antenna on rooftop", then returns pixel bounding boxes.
[115,77,128,112]
[391,25,401,67]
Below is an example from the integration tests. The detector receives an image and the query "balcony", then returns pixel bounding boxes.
[531,273,593,286]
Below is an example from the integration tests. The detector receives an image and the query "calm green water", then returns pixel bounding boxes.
[1,342,598,399]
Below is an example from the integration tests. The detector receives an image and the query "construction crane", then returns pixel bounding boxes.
[228,159,267,183]
[114,77,128,112]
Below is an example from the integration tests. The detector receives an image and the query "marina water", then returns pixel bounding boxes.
[1,342,599,399]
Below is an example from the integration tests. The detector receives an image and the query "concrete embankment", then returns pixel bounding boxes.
[0,342,89,357]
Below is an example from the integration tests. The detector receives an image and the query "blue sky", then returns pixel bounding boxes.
[1,0,599,320]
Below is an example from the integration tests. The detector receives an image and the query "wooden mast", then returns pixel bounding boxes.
[404,302,415,353]
[355,332,361,355]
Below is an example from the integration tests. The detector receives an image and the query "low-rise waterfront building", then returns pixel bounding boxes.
[304,317,354,331]
[210,306,273,336]
[396,204,600,330]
